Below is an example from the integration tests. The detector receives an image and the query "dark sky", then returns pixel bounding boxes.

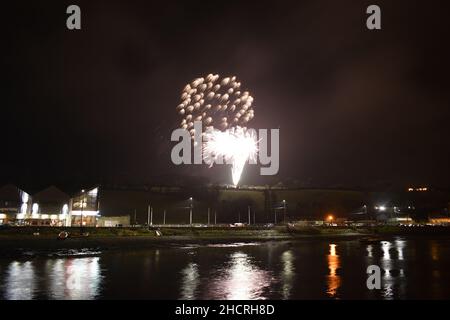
[3,0,450,190]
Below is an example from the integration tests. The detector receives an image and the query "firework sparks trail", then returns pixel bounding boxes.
[203,127,258,185]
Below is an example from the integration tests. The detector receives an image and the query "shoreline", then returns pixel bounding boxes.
[0,233,366,258]
[2,226,450,258]
[2,232,450,259]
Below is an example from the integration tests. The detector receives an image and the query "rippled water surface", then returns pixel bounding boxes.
[1,237,450,299]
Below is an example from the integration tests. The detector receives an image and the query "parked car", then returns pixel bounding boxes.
[192,223,207,228]
[229,223,245,227]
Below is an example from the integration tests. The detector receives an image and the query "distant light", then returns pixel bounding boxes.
[327,215,334,221]
[71,210,99,216]
[20,203,28,214]
[189,197,193,201]
[88,188,98,196]
[378,206,386,211]
[21,192,29,203]
[408,187,428,192]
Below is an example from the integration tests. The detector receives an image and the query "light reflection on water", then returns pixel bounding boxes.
[326,244,341,298]
[378,240,407,300]
[1,237,450,300]
[179,262,199,300]
[281,250,295,299]
[4,261,37,300]
[206,252,274,300]
[2,257,102,300]
[46,257,102,300]
[395,239,405,261]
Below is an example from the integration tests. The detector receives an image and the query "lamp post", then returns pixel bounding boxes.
[282,200,287,223]
[150,207,153,226]
[79,198,85,234]
[189,197,193,225]
[327,214,334,226]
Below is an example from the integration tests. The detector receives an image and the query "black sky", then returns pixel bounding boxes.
[3,0,450,190]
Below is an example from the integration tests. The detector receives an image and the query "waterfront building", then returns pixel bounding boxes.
[29,186,71,226]
[0,184,32,225]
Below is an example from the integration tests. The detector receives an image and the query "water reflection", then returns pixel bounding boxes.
[367,244,373,258]
[378,240,409,299]
[363,239,410,299]
[4,261,37,300]
[430,241,439,261]
[280,250,295,299]
[380,241,393,299]
[395,239,405,261]
[326,244,341,298]
[3,257,102,300]
[47,257,102,300]
[381,241,392,273]
[180,262,199,300]
[1,238,450,300]
[208,252,273,299]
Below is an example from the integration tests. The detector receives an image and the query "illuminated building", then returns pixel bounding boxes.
[29,186,71,226]
[0,184,32,225]
[69,187,100,227]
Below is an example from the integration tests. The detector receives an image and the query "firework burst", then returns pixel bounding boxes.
[176,74,256,185]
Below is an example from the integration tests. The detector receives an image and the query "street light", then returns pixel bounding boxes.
[327,214,334,226]
[80,197,86,233]
[189,197,193,225]
[282,200,287,223]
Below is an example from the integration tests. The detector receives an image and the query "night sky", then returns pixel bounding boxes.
[3,0,450,190]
